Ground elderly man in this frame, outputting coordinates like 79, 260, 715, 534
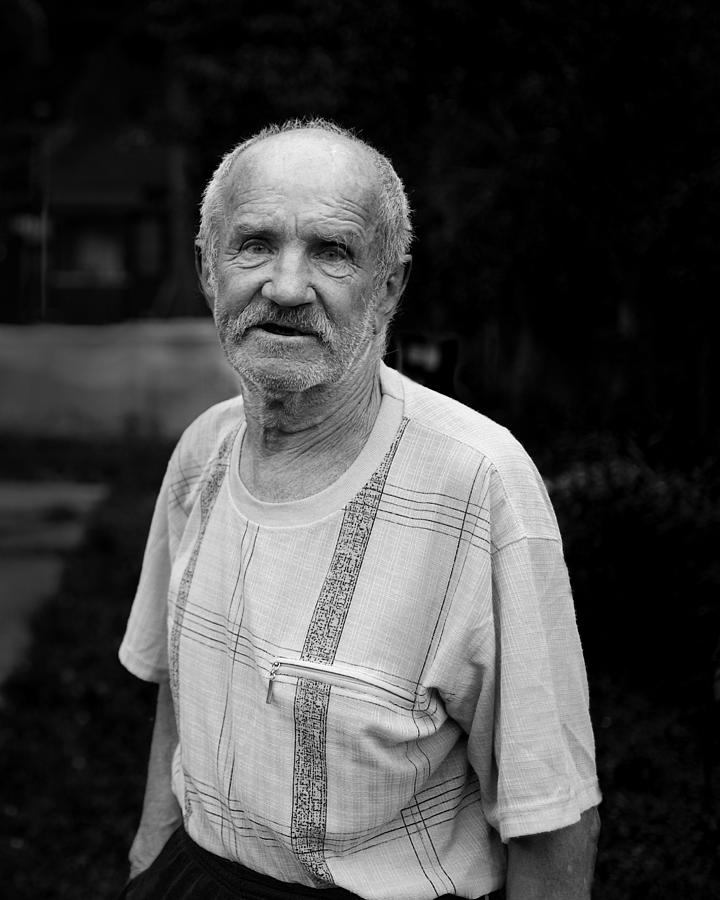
118, 119, 601, 900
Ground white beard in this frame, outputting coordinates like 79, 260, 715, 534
215, 295, 380, 395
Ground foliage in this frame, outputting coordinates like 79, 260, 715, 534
545, 437, 720, 896
591, 672, 720, 899
546, 443, 720, 697
1, 0, 719, 458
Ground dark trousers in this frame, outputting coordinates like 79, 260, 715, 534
118, 826, 503, 900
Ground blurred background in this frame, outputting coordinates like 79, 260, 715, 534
0, 0, 718, 897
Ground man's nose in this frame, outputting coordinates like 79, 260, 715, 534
261, 248, 314, 306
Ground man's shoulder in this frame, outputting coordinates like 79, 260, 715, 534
390, 370, 559, 541
168, 394, 244, 484
181, 393, 245, 440
392, 369, 529, 469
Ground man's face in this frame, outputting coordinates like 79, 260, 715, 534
211, 131, 384, 394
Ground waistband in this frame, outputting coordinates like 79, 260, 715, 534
180, 828, 365, 900
180, 827, 500, 900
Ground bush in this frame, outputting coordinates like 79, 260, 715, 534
547, 449, 720, 698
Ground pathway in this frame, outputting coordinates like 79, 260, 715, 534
0, 480, 108, 697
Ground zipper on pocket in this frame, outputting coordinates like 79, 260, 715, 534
266, 660, 280, 704
265, 657, 415, 706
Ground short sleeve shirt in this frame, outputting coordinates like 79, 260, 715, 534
119, 364, 601, 900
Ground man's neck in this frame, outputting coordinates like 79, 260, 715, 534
238, 362, 383, 502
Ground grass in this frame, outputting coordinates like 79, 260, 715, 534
1, 437, 718, 898
0, 437, 168, 897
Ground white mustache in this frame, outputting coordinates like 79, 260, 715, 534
222, 303, 335, 343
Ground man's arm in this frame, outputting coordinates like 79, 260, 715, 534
128, 681, 182, 880
505, 806, 601, 900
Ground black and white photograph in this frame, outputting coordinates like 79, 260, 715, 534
1, 2, 718, 898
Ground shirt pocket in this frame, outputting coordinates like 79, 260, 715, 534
262, 657, 447, 838
265, 656, 421, 713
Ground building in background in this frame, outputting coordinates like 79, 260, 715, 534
1, 124, 203, 324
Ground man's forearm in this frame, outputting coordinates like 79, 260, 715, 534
129, 681, 182, 879
505, 806, 600, 900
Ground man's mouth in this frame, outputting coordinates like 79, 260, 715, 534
256, 322, 314, 337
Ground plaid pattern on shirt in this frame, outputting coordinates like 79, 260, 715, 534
120, 364, 601, 900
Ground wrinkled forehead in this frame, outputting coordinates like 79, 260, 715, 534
224, 130, 381, 221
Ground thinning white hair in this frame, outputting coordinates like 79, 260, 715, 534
196, 117, 413, 294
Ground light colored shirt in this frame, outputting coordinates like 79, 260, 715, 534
119, 364, 601, 900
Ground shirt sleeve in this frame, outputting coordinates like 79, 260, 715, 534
464, 464, 602, 842
118, 452, 182, 683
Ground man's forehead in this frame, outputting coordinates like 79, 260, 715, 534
225, 130, 380, 210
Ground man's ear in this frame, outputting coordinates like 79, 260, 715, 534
195, 243, 215, 310
375, 255, 412, 325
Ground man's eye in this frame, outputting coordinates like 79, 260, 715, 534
317, 244, 349, 263
239, 239, 271, 256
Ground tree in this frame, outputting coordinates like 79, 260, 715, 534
3, 0, 720, 456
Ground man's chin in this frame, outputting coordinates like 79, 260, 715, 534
225, 352, 335, 394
